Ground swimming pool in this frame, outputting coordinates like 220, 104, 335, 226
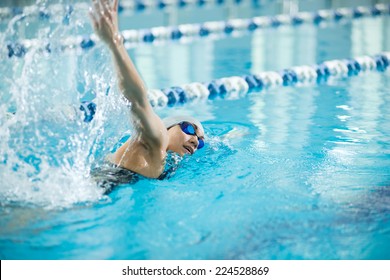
0, 0, 390, 260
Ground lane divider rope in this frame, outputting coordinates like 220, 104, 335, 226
0, 0, 265, 21
5, 4, 390, 58
79, 52, 390, 121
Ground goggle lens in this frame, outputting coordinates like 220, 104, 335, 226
197, 138, 205, 149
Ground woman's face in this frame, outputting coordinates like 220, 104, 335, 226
167, 123, 204, 156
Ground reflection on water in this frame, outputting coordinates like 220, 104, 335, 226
309, 74, 390, 206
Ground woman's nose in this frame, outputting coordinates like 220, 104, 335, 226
190, 136, 199, 148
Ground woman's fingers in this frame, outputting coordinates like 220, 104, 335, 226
100, 0, 110, 6
90, 0, 115, 26
99, 0, 113, 20
113, 0, 119, 12
90, 0, 119, 45
99, 0, 110, 13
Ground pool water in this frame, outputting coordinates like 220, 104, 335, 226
0, 4, 390, 259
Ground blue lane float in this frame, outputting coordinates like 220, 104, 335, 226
80, 101, 96, 123
81, 52, 390, 122
7, 43, 27, 58
4, 4, 390, 58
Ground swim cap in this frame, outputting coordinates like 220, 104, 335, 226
162, 115, 204, 135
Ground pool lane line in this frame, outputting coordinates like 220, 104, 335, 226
4, 4, 390, 58
0, 0, 269, 22
79, 52, 389, 122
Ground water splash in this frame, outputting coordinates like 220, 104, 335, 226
0, 1, 129, 209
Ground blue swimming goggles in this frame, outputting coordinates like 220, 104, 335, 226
179, 122, 205, 149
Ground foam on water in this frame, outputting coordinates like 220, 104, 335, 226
0, 5, 132, 208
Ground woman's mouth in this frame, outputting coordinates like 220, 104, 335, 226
183, 146, 193, 155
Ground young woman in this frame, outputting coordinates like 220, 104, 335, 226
89, 0, 205, 183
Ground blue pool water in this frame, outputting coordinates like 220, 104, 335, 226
1, 2, 390, 259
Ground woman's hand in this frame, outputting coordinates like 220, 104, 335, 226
89, 0, 123, 48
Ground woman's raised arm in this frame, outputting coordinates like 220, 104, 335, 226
89, 0, 165, 146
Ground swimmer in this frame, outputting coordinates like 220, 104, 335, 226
89, 0, 205, 179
